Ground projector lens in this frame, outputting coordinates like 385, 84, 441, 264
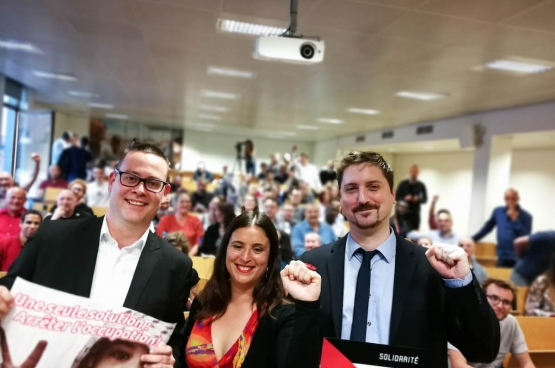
300, 43, 315, 59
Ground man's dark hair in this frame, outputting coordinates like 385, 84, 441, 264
481, 278, 516, 302
62, 131, 71, 140
197, 209, 288, 321
80, 136, 89, 148
437, 209, 452, 217
116, 141, 170, 179
21, 210, 43, 223
264, 197, 279, 206
217, 202, 236, 229
336, 151, 394, 191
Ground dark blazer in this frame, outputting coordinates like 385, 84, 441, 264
300, 235, 500, 368
181, 299, 321, 368
0, 216, 194, 366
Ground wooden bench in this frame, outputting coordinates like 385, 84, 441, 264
44, 187, 63, 203
192, 256, 215, 279
476, 256, 497, 268
484, 267, 513, 281
504, 316, 555, 368
0, 272, 6, 278
91, 207, 108, 217
476, 242, 497, 258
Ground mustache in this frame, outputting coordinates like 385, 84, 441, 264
352, 204, 380, 213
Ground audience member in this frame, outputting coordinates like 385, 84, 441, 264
170, 173, 185, 194
200, 202, 235, 256
0, 142, 195, 365
153, 196, 171, 229
325, 199, 348, 239
301, 151, 499, 367
408, 209, 459, 245
37, 164, 68, 198
288, 189, 305, 223
395, 165, 427, 230
156, 193, 203, 256
50, 179, 94, 217
304, 232, 322, 252
0, 210, 42, 271
44, 189, 92, 221
291, 203, 336, 256
279, 203, 297, 235
191, 179, 214, 212
164, 231, 191, 255
51, 130, 72, 165
0, 153, 40, 208
390, 200, 412, 238
511, 231, 555, 287
417, 236, 433, 248
58, 134, 93, 181
278, 228, 294, 270
319, 159, 337, 186
275, 164, 289, 184
85, 166, 110, 208
263, 198, 283, 229
243, 139, 255, 175
268, 153, 281, 176
449, 278, 535, 368
317, 190, 331, 222
256, 162, 268, 181
458, 237, 488, 285
428, 194, 439, 229
201, 196, 220, 230
242, 194, 257, 212
0, 188, 27, 240
193, 161, 213, 182
182, 210, 321, 368
525, 253, 555, 317
292, 152, 321, 193
472, 189, 532, 268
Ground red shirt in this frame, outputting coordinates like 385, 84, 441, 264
0, 235, 23, 271
155, 214, 204, 246
39, 178, 68, 190
0, 208, 24, 240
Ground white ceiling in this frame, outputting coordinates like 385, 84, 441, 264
3, 0, 555, 141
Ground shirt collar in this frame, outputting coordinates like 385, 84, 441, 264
100, 216, 149, 251
346, 227, 397, 264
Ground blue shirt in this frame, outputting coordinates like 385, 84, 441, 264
514, 231, 555, 282
472, 206, 532, 261
291, 220, 337, 256
407, 229, 459, 245
342, 230, 472, 344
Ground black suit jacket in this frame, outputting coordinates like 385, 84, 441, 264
0, 216, 193, 366
301, 235, 500, 368
180, 299, 320, 368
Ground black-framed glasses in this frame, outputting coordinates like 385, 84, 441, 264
115, 169, 168, 193
486, 294, 512, 308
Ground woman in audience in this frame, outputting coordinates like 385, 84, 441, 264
525, 253, 555, 316
200, 202, 236, 256
49, 179, 94, 216
181, 209, 321, 368
156, 193, 204, 256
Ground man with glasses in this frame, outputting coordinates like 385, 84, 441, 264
448, 278, 535, 368
0, 142, 194, 368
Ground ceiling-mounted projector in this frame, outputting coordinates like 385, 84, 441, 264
253, 36, 325, 65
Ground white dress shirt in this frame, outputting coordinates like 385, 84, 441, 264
89, 217, 150, 308
86, 181, 110, 207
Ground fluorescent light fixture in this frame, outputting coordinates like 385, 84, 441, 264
207, 66, 255, 79
266, 134, 285, 139
216, 19, 287, 36
105, 113, 128, 120
275, 131, 298, 137
198, 114, 222, 121
396, 91, 448, 101
317, 118, 344, 124
69, 91, 100, 98
296, 125, 319, 131
201, 90, 239, 100
88, 102, 114, 109
347, 107, 380, 115
33, 71, 77, 81
484, 59, 553, 74
201, 105, 229, 112
423, 145, 435, 150
0, 39, 42, 53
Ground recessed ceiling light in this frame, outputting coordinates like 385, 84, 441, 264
88, 102, 114, 109
201, 90, 239, 100
296, 125, 319, 131
201, 105, 229, 112
33, 71, 77, 81
69, 91, 100, 98
483, 59, 553, 75
347, 108, 380, 115
207, 66, 255, 79
198, 114, 222, 121
0, 39, 42, 53
105, 113, 128, 120
216, 19, 287, 36
317, 118, 344, 124
396, 91, 448, 101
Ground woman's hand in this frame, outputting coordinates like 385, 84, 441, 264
281, 260, 321, 302
0, 327, 47, 368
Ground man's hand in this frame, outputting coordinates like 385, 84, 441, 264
426, 244, 470, 280
30, 153, 40, 163
141, 344, 175, 367
51, 207, 69, 220
507, 207, 519, 221
281, 260, 321, 302
404, 194, 413, 202
1, 327, 47, 368
432, 195, 439, 203
0, 287, 14, 320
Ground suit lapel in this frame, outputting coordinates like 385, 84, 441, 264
76, 217, 104, 297
328, 236, 347, 338
124, 232, 161, 310
389, 237, 417, 344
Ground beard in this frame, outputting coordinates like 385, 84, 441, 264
349, 203, 384, 230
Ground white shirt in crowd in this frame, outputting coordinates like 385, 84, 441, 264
89, 218, 149, 308
86, 181, 110, 207
295, 162, 321, 191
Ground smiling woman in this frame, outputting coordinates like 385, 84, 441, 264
182, 209, 322, 368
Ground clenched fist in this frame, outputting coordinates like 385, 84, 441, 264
281, 260, 321, 302
426, 244, 470, 280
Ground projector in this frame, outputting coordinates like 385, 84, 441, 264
253, 36, 325, 65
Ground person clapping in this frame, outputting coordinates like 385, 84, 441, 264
182, 209, 322, 368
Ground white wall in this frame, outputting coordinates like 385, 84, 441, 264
181, 129, 315, 173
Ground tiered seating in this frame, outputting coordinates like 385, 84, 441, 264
484, 267, 513, 281
504, 317, 555, 368
191, 256, 215, 279
475, 242, 497, 267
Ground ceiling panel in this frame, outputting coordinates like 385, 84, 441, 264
134, 1, 218, 34
139, 0, 222, 11
65, 16, 143, 40
501, 1, 555, 33
222, 0, 319, 23
50, 0, 136, 23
